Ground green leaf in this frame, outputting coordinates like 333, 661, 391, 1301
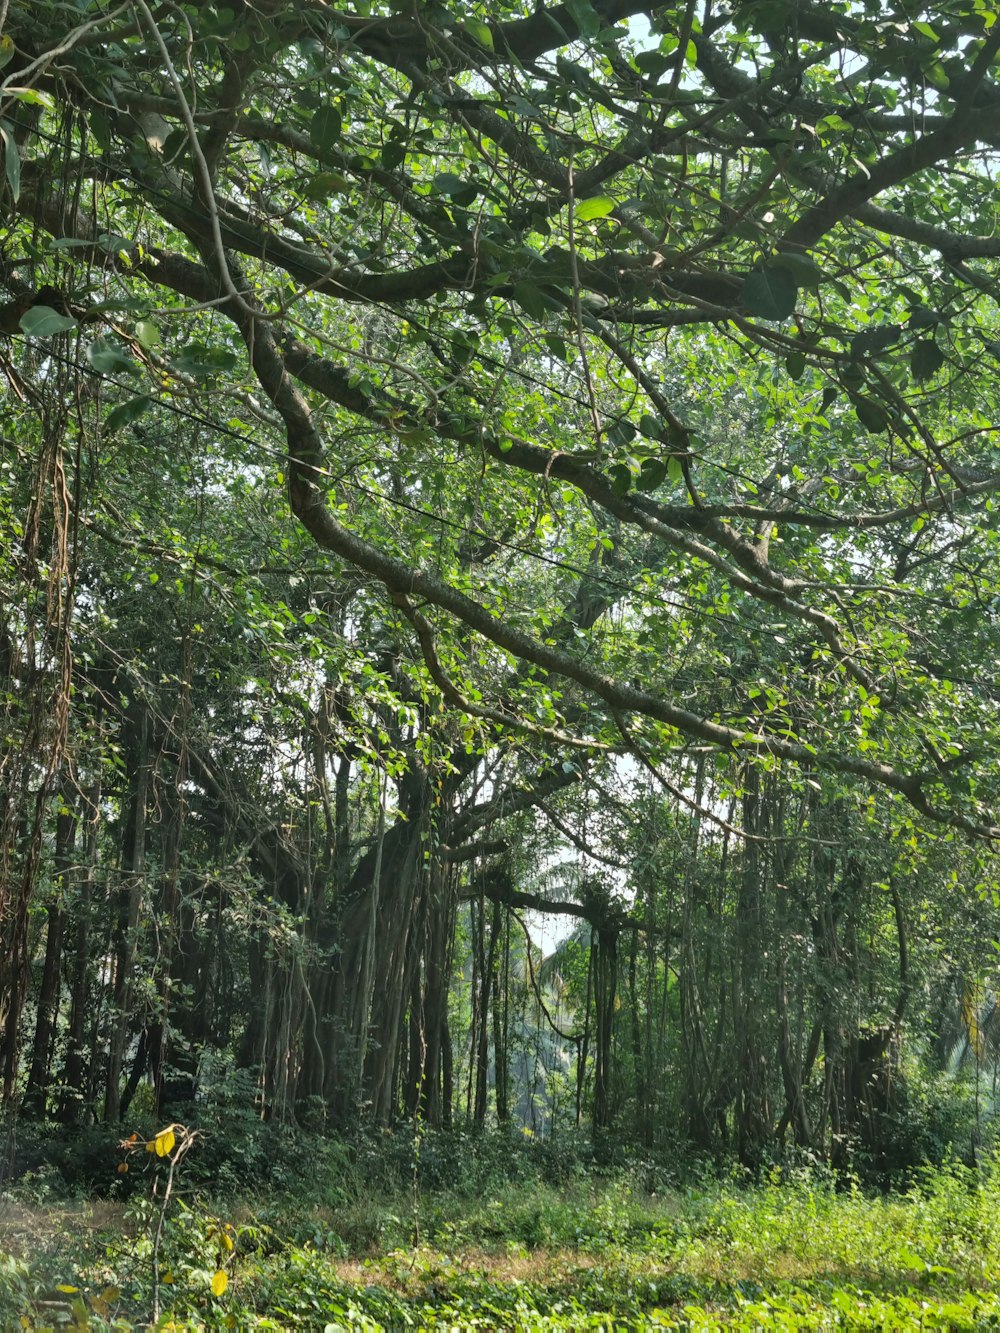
96, 232, 136, 257
0, 35, 14, 70
557, 55, 590, 88
610, 462, 632, 496
851, 325, 902, 358
575, 196, 615, 222
634, 50, 672, 78
134, 320, 161, 351
772, 252, 824, 288
854, 397, 889, 433
310, 105, 342, 154
908, 307, 943, 329
742, 266, 797, 320
19, 305, 77, 337
433, 172, 466, 195
910, 339, 944, 381
381, 141, 406, 171
432, 173, 480, 207
607, 419, 637, 448
88, 340, 139, 375
785, 351, 806, 380
635, 458, 667, 491
171, 343, 240, 377
513, 281, 552, 320
105, 395, 151, 433
463, 19, 494, 50
565, 0, 600, 37
0, 122, 19, 204
3, 87, 54, 110
302, 171, 351, 201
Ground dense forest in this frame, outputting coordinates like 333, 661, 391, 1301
5, 0, 1000, 1324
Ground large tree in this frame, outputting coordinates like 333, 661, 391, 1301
5, 0, 1000, 1132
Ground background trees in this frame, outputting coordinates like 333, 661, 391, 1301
4, 0, 1000, 1169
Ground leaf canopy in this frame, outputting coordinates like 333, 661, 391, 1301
2, 0, 1000, 836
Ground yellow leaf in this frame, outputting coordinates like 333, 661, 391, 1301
146, 1140, 155, 1153
154, 1128, 176, 1157
222, 1232, 234, 1251
56, 1284, 79, 1293
162, 1270, 174, 1284
211, 1269, 228, 1297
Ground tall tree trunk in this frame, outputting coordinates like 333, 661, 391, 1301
21, 798, 75, 1116
491, 902, 509, 1124
734, 768, 774, 1168
416, 863, 452, 1125
592, 925, 618, 1136
104, 704, 150, 1122
59, 773, 100, 1123
473, 895, 496, 1127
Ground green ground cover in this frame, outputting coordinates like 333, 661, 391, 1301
4, 1133, 1000, 1329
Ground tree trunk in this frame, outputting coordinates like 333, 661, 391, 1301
491, 902, 509, 1124
58, 776, 100, 1123
104, 705, 150, 1122
592, 925, 618, 1136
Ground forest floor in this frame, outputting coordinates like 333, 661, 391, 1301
4, 1137, 1000, 1328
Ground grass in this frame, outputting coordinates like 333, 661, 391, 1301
4, 1138, 1000, 1327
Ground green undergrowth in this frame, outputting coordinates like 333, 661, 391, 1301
5, 1133, 1000, 1328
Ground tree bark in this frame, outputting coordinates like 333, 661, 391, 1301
21, 799, 73, 1117
104, 704, 150, 1122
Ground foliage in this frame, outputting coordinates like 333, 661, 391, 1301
8, 1145, 1000, 1327
6, 0, 1000, 1206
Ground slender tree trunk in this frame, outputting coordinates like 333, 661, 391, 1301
58, 768, 101, 1123
105, 705, 150, 1122
413, 862, 452, 1125
491, 902, 509, 1124
473, 896, 496, 1127
21, 801, 74, 1116
734, 768, 775, 1167
592, 926, 618, 1136
576, 931, 593, 1128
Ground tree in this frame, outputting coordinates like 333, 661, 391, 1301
5, 0, 1000, 1147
